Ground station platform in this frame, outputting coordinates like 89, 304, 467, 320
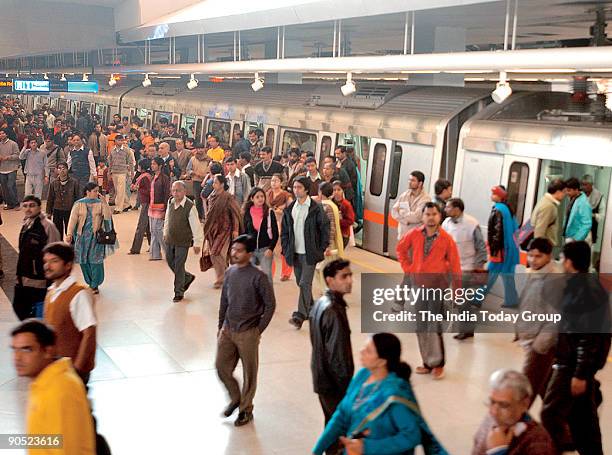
0, 207, 610, 454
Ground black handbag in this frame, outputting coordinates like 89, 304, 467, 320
96, 224, 117, 245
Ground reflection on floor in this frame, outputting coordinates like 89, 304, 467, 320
0, 207, 609, 454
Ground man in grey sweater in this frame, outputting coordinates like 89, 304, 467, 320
19, 138, 48, 199
216, 234, 276, 427
108, 134, 132, 213
0, 128, 21, 209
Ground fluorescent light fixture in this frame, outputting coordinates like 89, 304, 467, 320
507, 68, 576, 73
341, 72, 356, 96
82, 73, 88, 82
108, 74, 117, 86
43, 73, 48, 80
142, 74, 152, 87
187, 73, 198, 90
492, 71, 512, 104
60, 74, 67, 82
251, 72, 264, 92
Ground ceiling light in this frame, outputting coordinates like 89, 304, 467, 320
60, 74, 67, 82
142, 74, 152, 88
187, 73, 198, 90
341, 72, 356, 96
492, 71, 512, 104
108, 74, 117, 86
43, 73, 48, 80
82, 73, 89, 82
251, 72, 264, 92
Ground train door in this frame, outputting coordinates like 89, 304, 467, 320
230, 121, 244, 148
263, 125, 278, 154
206, 119, 231, 146
317, 132, 337, 169
362, 139, 394, 255
386, 142, 435, 259
180, 115, 197, 140
172, 113, 181, 128
194, 116, 205, 143
501, 156, 540, 228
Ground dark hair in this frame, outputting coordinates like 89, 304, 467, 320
323, 259, 350, 279
527, 237, 553, 255
210, 135, 219, 143
331, 180, 343, 189
304, 157, 317, 166
214, 174, 229, 191
547, 179, 566, 194
234, 130, 243, 139
138, 158, 150, 171
336, 145, 347, 154
43, 241, 75, 264
209, 161, 223, 175
563, 241, 591, 272
410, 170, 425, 184
239, 152, 251, 163
122, 116, 129, 121
261, 146, 272, 154
83, 181, 98, 195
289, 148, 300, 156
371, 333, 411, 381
133, 130, 141, 139
152, 157, 165, 167
319, 181, 333, 198
434, 179, 452, 196
243, 187, 269, 216
232, 234, 256, 253
565, 177, 581, 191
306, 151, 315, 158
446, 197, 464, 212
293, 176, 310, 194
56, 161, 68, 169
11, 319, 56, 348
22, 195, 41, 206
422, 201, 441, 214
225, 157, 236, 164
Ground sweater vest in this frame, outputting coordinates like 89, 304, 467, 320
443, 214, 479, 271
166, 198, 194, 247
44, 282, 94, 372
70, 148, 90, 178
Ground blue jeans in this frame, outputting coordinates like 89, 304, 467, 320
149, 217, 165, 260
251, 248, 273, 284
0, 171, 18, 207
485, 269, 518, 308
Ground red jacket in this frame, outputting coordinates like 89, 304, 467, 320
396, 225, 462, 288
336, 198, 355, 238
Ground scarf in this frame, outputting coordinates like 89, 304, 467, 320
250, 205, 264, 232
322, 199, 344, 257
203, 190, 243, 236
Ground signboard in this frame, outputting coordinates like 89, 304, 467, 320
13, 80, 50, 93
67, 81, 99, 93
0, 78, 13, 93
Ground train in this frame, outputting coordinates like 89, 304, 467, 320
16, 79, 612, 273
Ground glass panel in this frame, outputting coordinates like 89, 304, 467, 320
265, 128, 275, 148
319, 135, 333, 165
175, 35, 198, 64
284, 21, 335, 58
369, 143, 387, 197
282, 130, 317, 154
154, 111, 172, 123
506, 162, 529, 226
340, 13, 405, 57
240, 27, 278, 60
195, 118, 203, 143
180, 115, 196, 138
208, 120, 231, 145
205, 32, 235, 62
231, 123, 242, 147
389, 145, 403, 199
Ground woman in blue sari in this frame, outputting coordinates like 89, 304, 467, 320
66, 182, 117, 294
313, 333, 447, 455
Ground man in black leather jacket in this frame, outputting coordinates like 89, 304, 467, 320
541, 241, 611, 455
310, 259, 354, 455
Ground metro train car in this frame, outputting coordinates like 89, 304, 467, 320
18, 82, 612, 272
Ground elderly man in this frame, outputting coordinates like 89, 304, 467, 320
472, 369, 555, 455
581, 174, 605, 244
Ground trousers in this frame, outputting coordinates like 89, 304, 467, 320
164, 244, 193, 297
149, 217, 165, 260
522, 345, 555, 406
130, 203, 151, 253
25, 175, 44, 199
0, 171, 18, 207
80, 263, 105, 289
416, 292, 445, 369
318, 392, 345, 455
293, 254, 316, 322
251, 248, 273, 284
111, 174, 127, 211
215, 327, 261, 413
211, 238, 230, 286
193, 180, 204, 220
52, 209, 71, 236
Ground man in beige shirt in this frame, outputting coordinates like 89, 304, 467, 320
391, 170, 431, 239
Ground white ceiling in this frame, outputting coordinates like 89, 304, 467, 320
36, 0, 124, 5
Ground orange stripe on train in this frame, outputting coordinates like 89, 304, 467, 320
363, 209, 399, 229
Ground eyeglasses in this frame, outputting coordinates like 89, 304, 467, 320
484, 398, 513, 410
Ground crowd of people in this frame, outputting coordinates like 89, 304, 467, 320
1, 96, 610, 455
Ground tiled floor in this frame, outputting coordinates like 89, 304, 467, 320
0, 206, 610, 454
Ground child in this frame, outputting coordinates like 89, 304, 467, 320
96, 160, 110, 195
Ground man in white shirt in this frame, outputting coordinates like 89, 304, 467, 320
391, 170, 431, 239
42, 242, 97, 384
163, 181, 203, 302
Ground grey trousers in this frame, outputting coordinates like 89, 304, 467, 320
416, 294, 445, 369
149, 217, 165, 260
164, 244, 193, 297
293, 254, 316, 322
215, 327, 261, 413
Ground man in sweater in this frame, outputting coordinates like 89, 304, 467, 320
163, 180, 203, 302
397, 202, 461, 380
216, 234, 276, 427
41, 135, 67, 183
254, 147, 285, 192
108, 134, 132, 214
225, 157, 251, 205
334, 146, 358, 209
19, 138, 48, 199
391, 170, 432, 240
42, 241, 97, 383
66, 134, 96, 196
13, 196, 62, 320
0, 128, 21, 209
531, 179, 566, 246
46, 162, 80, 236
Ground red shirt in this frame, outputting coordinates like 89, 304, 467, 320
335, 198, 355, 238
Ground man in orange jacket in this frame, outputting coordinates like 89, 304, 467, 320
396, 202, 461, 380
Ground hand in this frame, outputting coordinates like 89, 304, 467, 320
65, 234, 73, 243
232, 231, 239, 238
44, 177, 49, 185
486, 425, 514, 449
339, 437, 364, 455
571, 377, 587, 396
193, 246, 201, 255
324, 248, 332, 257
264, 249, 273, 258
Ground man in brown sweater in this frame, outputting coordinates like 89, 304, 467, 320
42, 242, 97, 384
46, 162, 80, 236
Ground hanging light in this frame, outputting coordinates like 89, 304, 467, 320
341, 72, 356, 96
82, 73, 89, 82
142, 73, 152, 88
60, 74, 67, 82
43, 73, 49, 80
108, 74, 117, 86
251, 72, 264, 92
186, 73, 198, 90
492, 71, 512, 104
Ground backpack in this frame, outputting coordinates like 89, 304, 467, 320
517, 219, 534, 251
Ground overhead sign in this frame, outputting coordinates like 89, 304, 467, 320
67, 81, 99, 93
0, 78, 13, 93
13, 80, 50, 93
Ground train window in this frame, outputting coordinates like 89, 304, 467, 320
282, 130, 316, 154
389, 145, 403, 199
231, 123, 242, 147
208, 120, 231, 145
506, 161, 529, 226
369, 143, 387, 197
319, 136, 333, 164
180, 115, 196, 139
247, 123, 263, 135
195, 118, 203, 142
265, 128, 275, 148
154, 111, 172, 124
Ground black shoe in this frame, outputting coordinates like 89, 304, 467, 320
183, 274, 195, 293
453, 333, 474, 341
222, 402, 239, 418
123, 206, 132, 212
109, 202, 115, 206
234, 411, 253, 427
288, 317, 303, 330
92, 287, 99, 295
173, 294, 184, 302
127, 251, 139, 255
0, 270, 4, 279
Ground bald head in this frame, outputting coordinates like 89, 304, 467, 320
158, 142, 170, 157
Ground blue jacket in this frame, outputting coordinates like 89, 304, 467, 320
313, 368, 447, 455
564, 192, 592, 241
